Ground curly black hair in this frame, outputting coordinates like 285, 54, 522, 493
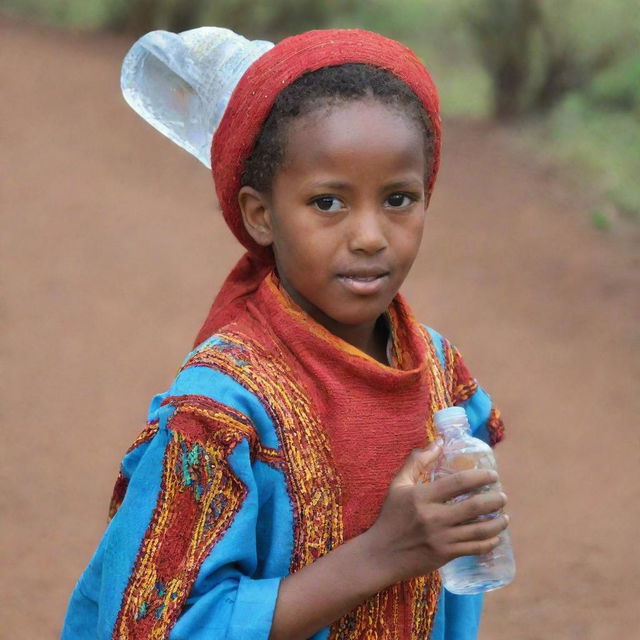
241, 63, 435, 193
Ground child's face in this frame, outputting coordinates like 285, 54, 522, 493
240, 98, 428, 341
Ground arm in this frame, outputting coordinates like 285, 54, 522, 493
63, 394, 282, 640
269, 444, 508, 640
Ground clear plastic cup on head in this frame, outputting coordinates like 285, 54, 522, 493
120, 27, 273, 168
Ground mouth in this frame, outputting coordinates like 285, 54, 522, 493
337, 270, 390, 295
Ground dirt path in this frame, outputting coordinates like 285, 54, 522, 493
2, 20, 638, 639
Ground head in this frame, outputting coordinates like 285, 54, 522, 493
203, 28, 442, 347
237, 64, 435, 339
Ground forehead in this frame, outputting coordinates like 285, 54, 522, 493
281, 98, 427, 173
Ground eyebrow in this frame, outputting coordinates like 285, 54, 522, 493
306, 178, 424, 191
306, 180, 350, 191
383, 179, 424, 190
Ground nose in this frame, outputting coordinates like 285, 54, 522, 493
347, 207, 388, 255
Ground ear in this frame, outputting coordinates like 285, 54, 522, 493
238, 186, 274, 247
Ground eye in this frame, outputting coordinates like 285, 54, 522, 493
312, 196, 344, 213
386, 193, 415, 208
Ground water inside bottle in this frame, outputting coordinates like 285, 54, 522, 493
433, 442, 515, 594
441, 529, 516, 595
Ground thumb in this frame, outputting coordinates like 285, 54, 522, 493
391, 442, 442, 488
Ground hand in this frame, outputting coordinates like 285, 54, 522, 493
362, 443, 509, 584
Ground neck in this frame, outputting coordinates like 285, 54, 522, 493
278, 276, 390, 364
322, 315, 390, 365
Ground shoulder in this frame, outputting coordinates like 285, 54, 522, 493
158, 332, 281, 451
418, 324, 465, 354
419, 324, 505, 446
108, 333, 284, 520
418, 323, 478, 395
420, 323, 445, 354
417, 324, 454, 371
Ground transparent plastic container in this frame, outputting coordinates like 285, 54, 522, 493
120, 27, 273, 168
432, 406, 515, 594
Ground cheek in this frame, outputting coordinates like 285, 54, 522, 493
272, 217, 335, 262
396, 218, 425, 261
270, 225, 320, 276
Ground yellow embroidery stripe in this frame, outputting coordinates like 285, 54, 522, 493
453, 380, 479, 403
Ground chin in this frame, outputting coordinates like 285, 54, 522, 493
327, 306, 389, 328
297, 289, 395, 329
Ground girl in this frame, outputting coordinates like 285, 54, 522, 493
63, 27, 508, 640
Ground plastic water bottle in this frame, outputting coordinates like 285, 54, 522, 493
432, 406, 515, 594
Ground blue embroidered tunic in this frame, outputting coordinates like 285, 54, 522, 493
62, 279, 503, 640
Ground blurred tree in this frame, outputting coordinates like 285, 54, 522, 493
463, 0, 638, 120
105, 0, 205, 35
199, 0, 361, 40
100, 0, 361, 39
463, 0, 540, 119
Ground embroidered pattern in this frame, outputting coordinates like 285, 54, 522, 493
409, 574, 442, 638
440, 335, 506, 446
487, 407, 505, 446
420, 326, 453, 412
448, 343, 479, 404
184, 334, 345, 571
109, 420, 159, 520
113, 395, 280, 639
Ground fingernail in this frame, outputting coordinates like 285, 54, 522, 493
504, 514, 510, 524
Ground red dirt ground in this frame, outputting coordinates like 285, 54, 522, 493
2, 19, 639, 639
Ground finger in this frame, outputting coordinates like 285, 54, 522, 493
448, 491, 507, 524
391, 443, 442, 487
430, 469, 498, 502
449, 514, 509, 543
450, 536, 502, 558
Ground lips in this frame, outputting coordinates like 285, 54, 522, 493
337, 268, 390, 295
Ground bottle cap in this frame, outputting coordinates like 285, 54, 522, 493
433, 406, 470, 431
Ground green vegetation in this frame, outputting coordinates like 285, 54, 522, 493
3, 0, 638, 224
546, 94, 640, 219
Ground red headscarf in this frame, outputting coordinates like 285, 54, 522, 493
194, 28, 442, 347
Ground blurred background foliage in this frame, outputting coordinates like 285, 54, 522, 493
4, 0, 638, 223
